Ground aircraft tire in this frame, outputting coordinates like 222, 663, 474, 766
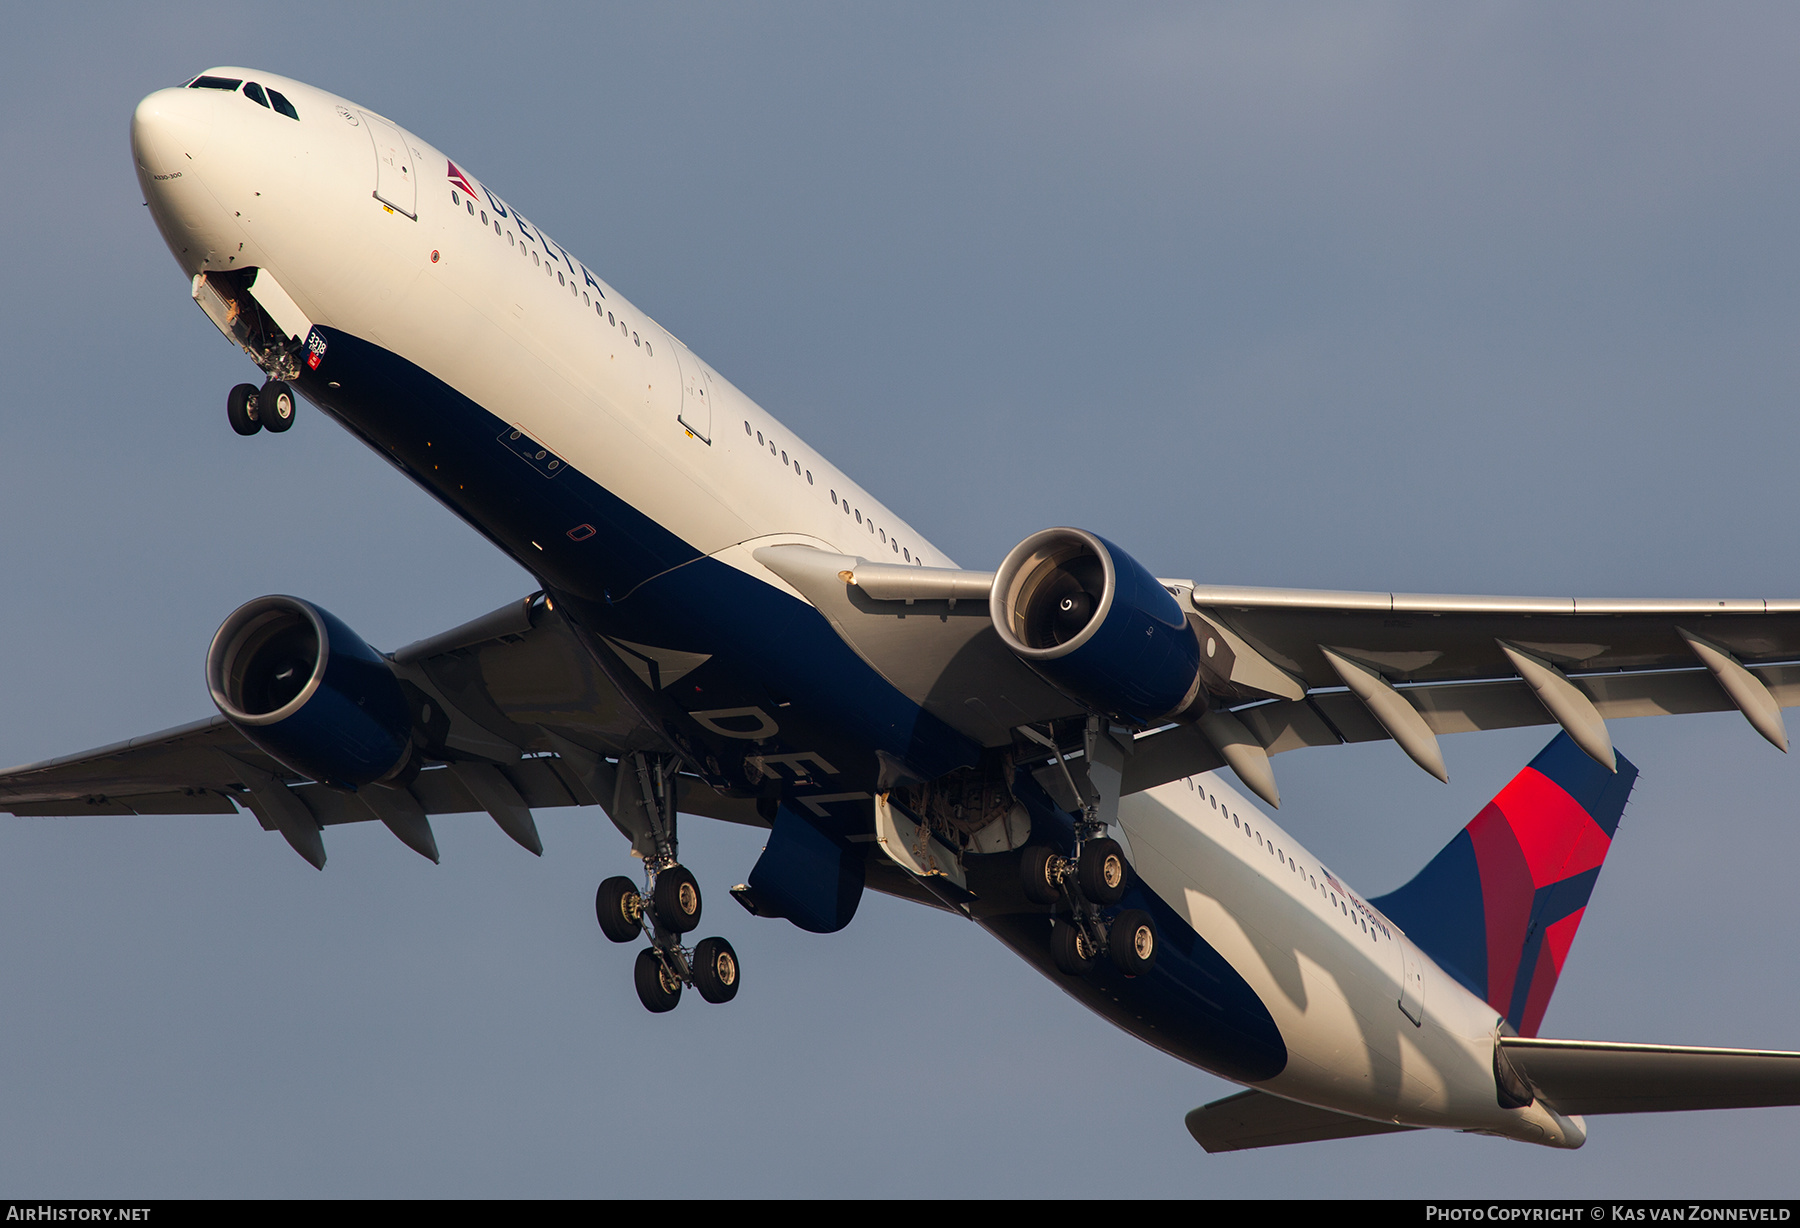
227, 383, 262, 435
1108, 909, 1157, 977
633, 947, 682, 1013
1049, 918, 1098, 976
1020, 845, 1063, 906
1077, 837, 1129, 906
595, 876, 644, 943
652, 864, 703, 933
692, 936, 740, 1004
260, 379, 296, 433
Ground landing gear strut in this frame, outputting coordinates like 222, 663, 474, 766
597, 751, 740, 1012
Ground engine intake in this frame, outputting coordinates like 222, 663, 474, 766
207, 595, 414, 786
991, 527, 1206, 726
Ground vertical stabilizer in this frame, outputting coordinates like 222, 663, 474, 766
1371, 733, 1637, 1036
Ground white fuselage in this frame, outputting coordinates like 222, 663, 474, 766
132, 68, 1580, 1147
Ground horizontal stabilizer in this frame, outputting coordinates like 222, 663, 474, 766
1502, 1037, 1800, 1115
1184, 1089, 1418, 1153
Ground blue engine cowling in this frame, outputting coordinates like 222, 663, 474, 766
206, 596, 414, 786
991, 528, 1206, 726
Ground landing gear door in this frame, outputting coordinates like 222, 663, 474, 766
360, 112, 417, 219
676, 345, 713, 444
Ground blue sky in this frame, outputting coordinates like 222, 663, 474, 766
3, 3, 1798, 1196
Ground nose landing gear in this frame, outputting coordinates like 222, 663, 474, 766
223, 379, 297, 436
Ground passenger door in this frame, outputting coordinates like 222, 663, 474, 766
676, 345, 713, 443
361, 112, 416, 219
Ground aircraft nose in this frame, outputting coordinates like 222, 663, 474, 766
131, 86, 209, 180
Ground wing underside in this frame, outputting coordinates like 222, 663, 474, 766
0, 595, 763, 864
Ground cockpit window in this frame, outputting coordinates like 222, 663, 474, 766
267, 89, 299, 121
189, 76, 242, 91
243, 82, 271, 108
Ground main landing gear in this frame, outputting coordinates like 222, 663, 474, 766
226, 379, 297, 436
598, 873, 740, 1011
1025, 841, 1159, 979
1020, 721, 1159, 981
595, 751, 741, 1013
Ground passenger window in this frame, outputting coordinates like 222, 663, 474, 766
495, 221, 502, 236
892, 540, 899, 553
468, 201, 475, 216
757, 431, 764, 445
646, 342, 653, 356
781, 450, 788, 464
608, 311, 615, 324
855, 510, 862, 524
902, 548, 908, 560
747, 422, 754, 436
481, 210, 488, 224
268, 89, 299, 120
633, 332, 640, 346
806, 471, 813, 484
452, 190, 461, 206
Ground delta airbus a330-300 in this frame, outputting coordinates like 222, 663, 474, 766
9, 68, 1800, 1154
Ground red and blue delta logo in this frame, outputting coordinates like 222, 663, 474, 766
447, 159, 478, 198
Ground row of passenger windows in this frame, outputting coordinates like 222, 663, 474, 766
187, 75, 300, 120
451, 189, 651, 357
740, 420, 925, 565
451, 178, 915, 565
1184, 776, 1386, 944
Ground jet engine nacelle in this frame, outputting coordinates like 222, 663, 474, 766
991, 527, 1206, 727
207, 595, 414, 786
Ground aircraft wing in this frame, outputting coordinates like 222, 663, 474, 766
0, 594, 762, 865
1184, 583, 1800, 750
786, 544, 1800, 798
1501, 1037, 1800, 1115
